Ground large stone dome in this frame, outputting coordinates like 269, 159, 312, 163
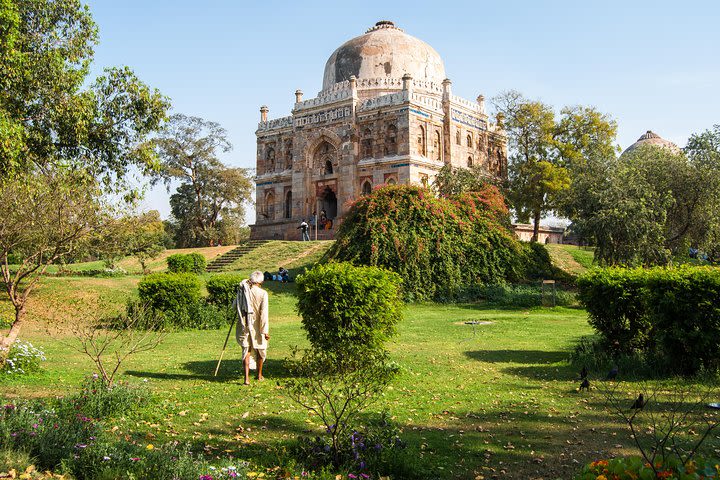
322, 21, 446, 91
623, 130, 681, 156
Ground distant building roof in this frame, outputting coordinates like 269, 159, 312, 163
622, 130, 681, 156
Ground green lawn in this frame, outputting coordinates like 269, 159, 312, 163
2, 282, 685, 480
4, 244, 719, 479
546, 244, 595, 278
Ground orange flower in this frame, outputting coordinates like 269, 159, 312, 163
656, 470, 673, 479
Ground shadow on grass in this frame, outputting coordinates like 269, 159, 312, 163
125, 358, 292, 382
465, 349, 569, 365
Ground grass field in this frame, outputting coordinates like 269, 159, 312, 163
545, 244, 595, 278
3, 242, 719, 479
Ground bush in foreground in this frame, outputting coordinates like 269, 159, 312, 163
576, 456, 720, 480
576, 265, 720, 375
296, 262, 402, 353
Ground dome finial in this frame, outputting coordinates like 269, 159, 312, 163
366, 20, 403, 33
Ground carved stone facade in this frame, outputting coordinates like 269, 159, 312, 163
251, 21, 507, 240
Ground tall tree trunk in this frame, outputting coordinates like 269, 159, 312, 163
0, 306, 26, 361
532, 209, 542, 242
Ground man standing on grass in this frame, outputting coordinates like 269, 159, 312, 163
234, 270, 270, 385
297, 219, 310, 241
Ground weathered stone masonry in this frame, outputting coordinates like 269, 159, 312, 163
251, 21, 507, 240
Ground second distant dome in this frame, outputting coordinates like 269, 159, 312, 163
322, 21, 446, 90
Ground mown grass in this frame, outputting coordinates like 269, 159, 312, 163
4, 243, 720, 479
546, 244, 595, 278
6, 284, 712, 479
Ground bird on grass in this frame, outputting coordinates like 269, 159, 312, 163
578, 378, 590, 392
630, 393, 647, 410
605, 366, 618, 380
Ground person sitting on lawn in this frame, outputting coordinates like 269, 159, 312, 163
278, 267, 289, 283
235, 270, 270, 385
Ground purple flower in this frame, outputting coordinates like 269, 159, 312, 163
75, 443, 87, 449
359, 461, 366, 470
199, 476, 213, 480
348, 475, 358, 479
361, 475, 370, 479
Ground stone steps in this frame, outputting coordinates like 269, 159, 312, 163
205, 240, 268, 272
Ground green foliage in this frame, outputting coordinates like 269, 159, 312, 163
284, 348, 400, 468
0, 340, 45, 375
166, 252, 206, 274
69, 374, 151, 419
0, 397, 235, 479
121, 298, 231, 331
576, 456, 720, 480
156, 114, 254, 247
577, 266, 720, 375
327, 184, 528, 301
296, 262, 402, 353
206, 273, 245, 306
646, 267, 720, 375
432, 163, 494, 196
577, 267, 652, 352
521, 242, 555, 279
137, 272, 201, 312
493, 91, 618, 239
479, 283, 577, 307
572, 142, 720, 266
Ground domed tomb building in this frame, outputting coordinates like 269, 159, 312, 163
622, 130, 681, 156
250, 21, 508, 240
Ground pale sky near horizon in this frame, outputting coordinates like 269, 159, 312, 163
85, 0, 720, 221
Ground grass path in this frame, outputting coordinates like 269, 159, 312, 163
546, 244, 595, 278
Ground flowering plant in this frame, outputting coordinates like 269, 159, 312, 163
1, 340, 45, 375
576, 456, 720, 480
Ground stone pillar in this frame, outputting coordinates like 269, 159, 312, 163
477, 95, 485, 114
260, 105, 269, 122
442, 78, 452, 101
295, 90, 303, 103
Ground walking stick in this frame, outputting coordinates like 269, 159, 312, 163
214, 310, 236, 377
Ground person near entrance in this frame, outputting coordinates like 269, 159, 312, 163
298, 219, 310, 241
234, 271, 270, 385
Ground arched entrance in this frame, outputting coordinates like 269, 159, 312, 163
318, 186, 337, 226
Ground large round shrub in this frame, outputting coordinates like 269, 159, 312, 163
296, 262, 402, 352
326, 185, 528, 301
206, 273, 245, 306
138, 272, 201, 312
166, 253, 206, 274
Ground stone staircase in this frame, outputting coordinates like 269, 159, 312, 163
205, 240, 268, 272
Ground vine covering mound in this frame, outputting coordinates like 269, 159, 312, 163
326, 185, 535, 301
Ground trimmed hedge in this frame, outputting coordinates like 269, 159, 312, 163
577, 266, 720, 375
206, 274, 245, 306
166, 253, 206, 274
138, 272, 201, 312
296, 262, 403, 353
576, 267, 651, 352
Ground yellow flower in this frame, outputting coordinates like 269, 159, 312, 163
596, 476, 607, 480
146, 444, 154, 450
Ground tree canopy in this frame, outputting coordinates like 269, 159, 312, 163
155, 114, 253, 247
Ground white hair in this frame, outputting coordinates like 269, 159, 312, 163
249, 270, 264, 284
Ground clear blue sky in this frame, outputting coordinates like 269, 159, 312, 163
86, 0, 720, 220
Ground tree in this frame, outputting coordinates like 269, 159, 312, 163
156, 115, 253, 246
92, 211, 167, 272
0, 0, 169, 355
572, 143, 720, 266
432, 164, 494, 197
0, 170, 104, 358
492, 91, 618, 241
0, 0, 169, 184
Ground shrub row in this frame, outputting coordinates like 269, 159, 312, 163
479, 282, 577, 307
577, 266, 720, 375
133, 272, 240, 330
166, 252, 206, 274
